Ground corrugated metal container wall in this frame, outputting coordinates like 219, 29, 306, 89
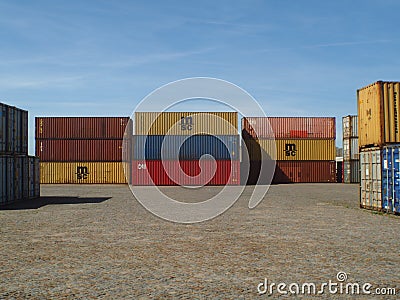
133, 135, 239, 161
22, 156, 29, 199
135, 112, 238, 135
244, 161, 335, 184
242, 117, 336, 139
28, 156, 40, 198
360, 148, 382, 210
34, 157, 40, 197
35, 117, 132, 139
132, 160, 240, 186
382, 145, 400, 213
21, 110, 28, 154
36, 139, 123, 162
0, 104, 7, 153
0, 104, 28, 155
40, 162, 126, 184
243, 139, 335, 161
358, 81, 400, 147
0, 156, 6, 204
343, 160, 360, 183
342, 115, 358, 139
13, 156, 24, 201
343, 138, 359, 160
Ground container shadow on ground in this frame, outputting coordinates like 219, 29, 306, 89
0, 196, 112, 210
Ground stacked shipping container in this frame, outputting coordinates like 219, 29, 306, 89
358, 81, 400, 213
0, 102, 40, 206
342, 115, 360, 183
242, 117, 336, 184
36, 117, 132, 184
132, 112, 240, 186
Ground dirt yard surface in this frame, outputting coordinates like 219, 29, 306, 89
0, 184, 399, 299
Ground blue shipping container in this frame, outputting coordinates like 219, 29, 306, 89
382, 145, 400, 213
0, 103, 28, 155
133, 135, 240, 160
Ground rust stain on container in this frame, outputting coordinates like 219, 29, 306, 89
243, 139, 335, 161
36, 139, 123, 162
135, 112, 238, 135
242, 117, 335, 140
40, 162, 126, 184
35, 117, 132, 139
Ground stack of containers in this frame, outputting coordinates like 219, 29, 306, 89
36, 117, 132, 184
0, 102, 40, 206
358, 81, 400, 213
242, 117, 336, 184
132, 112, 240, 185
342, 115, 360, 183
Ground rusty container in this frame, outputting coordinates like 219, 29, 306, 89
35, 117, 132, 139
36, 139, 123, 162
242, 117, 335, 140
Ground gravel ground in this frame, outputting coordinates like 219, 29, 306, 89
0, 183, 399, 299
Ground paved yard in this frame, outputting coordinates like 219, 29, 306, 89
0, 184, 399, 299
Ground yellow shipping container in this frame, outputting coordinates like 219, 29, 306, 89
135, 112, 238, 135
358, 81, 400, 147
40, 162, 128, 184
244, 139, 335, 161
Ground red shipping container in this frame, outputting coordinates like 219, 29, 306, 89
242, 117, 335, 139
35, 117, 132, 139
36, 139, 123, 162
244, 160, 336, 184
132, 160, 240, 186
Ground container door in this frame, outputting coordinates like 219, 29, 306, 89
393, 147, 400, 213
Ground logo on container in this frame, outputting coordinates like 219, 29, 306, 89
76, 166, 89, 180
285, 143, 297, 156
138, 163, 147, 170
180, 116, 193, 131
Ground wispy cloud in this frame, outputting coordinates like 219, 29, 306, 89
256, 39, 392, 53
0, 75, 87, 89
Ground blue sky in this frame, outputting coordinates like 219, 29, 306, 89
0, 0, 399, 154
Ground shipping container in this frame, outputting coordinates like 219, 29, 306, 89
358, 81, 400, 147
343, 160, 360, 183
243, 138, 335, 161
131, 160, 240, 186
242, 117, 335, 140
0, 103, 28, 155
0, 105, 6, 153
40, 162, 126, 184
244, 160, 336, 185
133, 135, 239, 161
343, 138, 359, 160
28, 156, 40, 198
135, 112, 238, 135
0, 156, 6, 204
35, 117, 132, 139
360, 148, 382, 210
36, 139, 123, 162
342, 115, 358, 139
382, 145, 400, 213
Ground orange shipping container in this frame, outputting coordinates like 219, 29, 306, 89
358, 81, 400, 147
